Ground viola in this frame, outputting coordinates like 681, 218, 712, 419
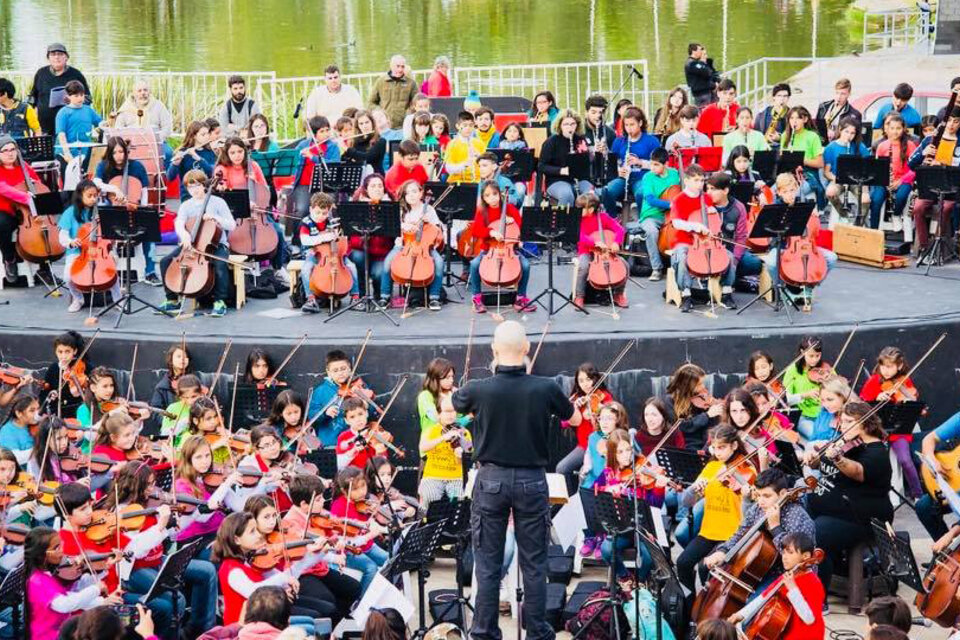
309, 229, 354, 298
69, 204, 118, 293
477, 199, 523, 289
390, 218, 442, 288
586, 214, 627, 291
685, 190, 730, 278
163, 175, 225, 298
227, 168, 277, 261
13, 167, 65, 264
741, 549, 825, 640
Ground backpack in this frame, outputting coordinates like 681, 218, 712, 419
564, 587, 631, 640
623, 586, 677, 640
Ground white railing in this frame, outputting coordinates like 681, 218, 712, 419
255, 59, 650, 140
722, 57, 816, 111
862, 7, 935, 53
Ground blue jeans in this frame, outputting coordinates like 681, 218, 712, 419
511, 182, 527, 207
269, 219, 290, 271
801, 169, 826, 210
380, 245, 443, 300
640, 217, 664, 271
671, 244, 736, 293
601, 175, 643, 215
737, 250, 763, 277
142, 242, 156, 276
349, 249, 384, 297
546, 180, 592, 206
468, 251, 531, 296
128, 559, 218, 636
302, 250, 360, 297
916, 493, 949, 540
600, 533, 653, 579
869, 183, 912, 229
126, 567, 181, 640
796, 417, 816, 441
675, 498, 704, 548
762, 247, 838, 288
346, 544, 389, 595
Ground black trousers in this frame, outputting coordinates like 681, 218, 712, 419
0, 213, 16, 263
813, 515, 873, 594
303, 570, 362, 624
471, 465, 551, 640
161, 243, 231, 302
675, 535, 718, 593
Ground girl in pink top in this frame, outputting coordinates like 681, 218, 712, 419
174, 435, 247, 544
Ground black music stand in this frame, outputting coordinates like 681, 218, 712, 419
730, 182, 755, 210
490, 149, 537, 184
424, 181, 477, 299
654, 448, 706, 486
139, 538, 204, 640
0, 564, 25, 638
837, 155, 891, 227
567, 153, 592, 185
773, 440, 803, 477
637, 530, 683, 640
311, 163, 364, 201
221, 189, 252, 221
326, 201, 400, 325
869, 520, 925, 593
753, 150, 804, 185
915, 165, 960, 273
874, 401, 925, 439
16, 134, 54, 163
424, 499, 473, 633
736, 202, 815, 322
382, 519, 447, 640
235, 383, 284, 428
96, 205, 170, 327
522, 204, 585, 316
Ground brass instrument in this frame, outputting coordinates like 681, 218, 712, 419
765, 106, 786, 142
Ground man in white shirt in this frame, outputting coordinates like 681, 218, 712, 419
304, 64, 363, 125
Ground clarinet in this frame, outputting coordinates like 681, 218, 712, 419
570, 135, 580, 197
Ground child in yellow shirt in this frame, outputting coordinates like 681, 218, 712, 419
444, 111, 486, 183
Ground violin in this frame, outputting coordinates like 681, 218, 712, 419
309, 226, 354, 299
63, 359, 89, 398
806, 362, 833, 384
69, 204, 119, 293
54, 551, 121, 581
283, 423, 322, 455
356, 422, 405, 458
309, 510, 370, 538
0, 365, 48, 390
441, 423, 472, 454
84, 503, 165, 543
250, 530, 326, 570
100, 399, 175, 421
571, 389, 605, 418
227, 162, 277, 261
390, 217, 442, 289
126, 436, 167, 463
719, 456, 758, 496
621, 456, 683, 492
1, 522, 29, 545
691, 387, 722, 411
686, 189, 730, 278
87, 454, 119, 474
586, 214, 627, 291
13, 157, 65, 264
59, 445, 91, 472
809, 435, 864, 465
740, 549, 825, 640
477, 198, 523, 289
146, 489, 214, 514
163, 175, 225, 298
61, 418, 92, 444
879, 375, 918, 403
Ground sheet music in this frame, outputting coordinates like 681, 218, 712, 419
552, 492, 586, 550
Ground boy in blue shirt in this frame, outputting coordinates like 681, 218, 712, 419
601, 106, 661, 215
306, 350, 377, 446
55, 80, 101, 166
872, 83, 922, 129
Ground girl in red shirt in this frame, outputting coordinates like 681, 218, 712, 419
746, 350, 785, 397
0, 135, 39, 278
572, 192, 628, 308
860, 346, 922, 498
635, 396, 684, 454
556, 362, 614, 477
869, 113, 918, 230
328, 466, 389, 595
237, 424, 292, 512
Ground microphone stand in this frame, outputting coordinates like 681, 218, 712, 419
628, 465, 643, 640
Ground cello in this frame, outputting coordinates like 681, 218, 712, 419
745, 184, 776, 253
69, 204, 118, 293
657, 149, 684, 254
477, 192, 522, 289
309, 224, 354, 299
685, 188, 730, 278
586, 214, 627, 295
777, 213, 827, 289
107, 146, 143, 209
227, 154, 278, 261
13, 147, 64, 264
738, 548, 825, 639
390, 217, 442, 289
163, 175, 224, 298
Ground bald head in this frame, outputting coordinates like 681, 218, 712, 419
492, 321, 529, 366
390, 55, 407, 78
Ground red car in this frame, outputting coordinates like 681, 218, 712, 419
852, 90, 951, 126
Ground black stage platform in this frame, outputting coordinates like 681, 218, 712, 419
1, 257, 959, 465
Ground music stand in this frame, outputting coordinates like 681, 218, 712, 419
139, 538, 205, 640
915, 165, 960, 272
424, 181, 477, 299
326, 201, 400, 325
16, 135, 54, 163
873, 401, 925, 438
730, 182, 755, 209
772, 440, 803, 477
869, 519, 925, 593
96, 205, 171, 327
752, 150, 805, 185
235, 384, 284, 428
736, 202, 815, 322
637, 530, 682, 640
836, 155, 891, 227
522, 204, 585, 316
424, 499, 474, 634
654, 448, 706, 486
252, 149, 299, 207
382, 519, 447, 640
567, 154, 592, 185
489, 149, 536, 184
311, 163, 364, 201
0, 564, 25, 638
221, 189, 252, 221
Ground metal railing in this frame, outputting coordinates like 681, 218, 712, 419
862, 7, 935, 53
722, 57, 816, 111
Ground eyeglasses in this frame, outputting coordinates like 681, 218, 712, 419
257, 439, 279, 450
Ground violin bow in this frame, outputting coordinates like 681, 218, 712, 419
846, 359, 867, 402
55, 494, 100, 580
126, 343, 139, 402
38, 419, 55, 483
831, 323, 859, 375
114, 481, 122, 553
372, 376, 408, 430
61, 329, 101, 405
302, 490, 317, 542
361, 376, 409, 458
461, 318, 476, 386
578, 339, 635, 402
207, 339, 234, 399
283, 388, 315, 454
347, 329, 373, 389
265, 334, 307, 388
527, 321, 551, 375
273, 491, 292, 568
228, 362, 241, 440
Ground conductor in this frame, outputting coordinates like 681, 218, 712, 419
450, 321, 582, 640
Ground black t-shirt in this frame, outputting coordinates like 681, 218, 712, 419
29, 65, 90, 135
452, 364, 574, 468
807, 440, 893, 523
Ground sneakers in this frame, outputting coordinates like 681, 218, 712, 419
142, 272, 162, 287
210, 300, 227, 317
648, 269, 663, 282
580, 537, 598, 557
472, 294, 487, 314
513, 295, 536, 313
301, 296, 320, 314
350, 293, 360, 303
67, 298, 84, 313
377, 298, 391, 310
157, 299, 180, 313
428, 298, 442, 311
680, 296, 693, 313
613, 293, 629, 308
3, 261, 16, 283
720, 293, 738, 310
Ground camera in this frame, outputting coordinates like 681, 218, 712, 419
113, 604, 141, 628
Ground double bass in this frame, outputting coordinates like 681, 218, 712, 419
14, 148, 64, 264
227, 156, 278, 261
685, 188, 730, 278
390, 217, 441, 289
69, 204, 118, 293
309, 224, 354, 298
163, 175, 224, 298
477, 194, 522, 288
586, 213, 627, 291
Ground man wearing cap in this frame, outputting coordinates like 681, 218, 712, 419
29, 43, 90, 135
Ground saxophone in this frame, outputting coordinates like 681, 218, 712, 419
766, 106, 786, 142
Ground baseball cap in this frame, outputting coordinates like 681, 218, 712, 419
47, 43, 68, 55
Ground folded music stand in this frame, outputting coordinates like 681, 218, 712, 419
736, 202, 814, 322
327, 201, 400, 324
521, 204, 585, 316
490, 149, 536, 184
0, 564, 25, 638
869, 519, 924, 593
654, 447, 706, 485
382, 519, 447, 640
915, 165, 960, 272
637, 530, 683, 640
772, 440, 803, 477
311, 162, 364, 201
836, 155, 891, 227
139, 538, 205, 640
424, 181, 477, 300
97, 205, 170, 327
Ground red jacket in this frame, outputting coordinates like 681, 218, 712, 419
669, 191, 715, 248
469, 203, 522, 254
757, 571, 825, 640
577, 213, 625, 255
384, 162, 428, 198
60, 526, 129, 593
219, 558, 267, 626
0, 163, 38, 216
697, 102, 738, 139
860, 372, 918, 442
422, 71, 452, 98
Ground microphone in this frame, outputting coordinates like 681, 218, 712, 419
629, 427, 640, 453
625, 65, 644, 80
293, 97, 304, 120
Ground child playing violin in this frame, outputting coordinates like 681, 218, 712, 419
744, 381, 795, 442
238, 424, 293, 512
578, 402, 628, 560
557, 362, 614, 478
572, 192, 629, 309
675, 425, 751, 594
54, 481, 176, 636
149, 343, 194, 416
299, 192, 360, 315
41, 330, 87, 418
160, 373, 204, 442
665, 362, 721, 452
860, 346, 922, 499
212, 511, 330, 626
336, 396, 380, 470
785, 336, 827, 439
24, 526, 122, 640
724, 388, 775, 465
75, 366, 118, 430
417, 357, 463, 434
181, 396, 231, 463
103, 461, 219, 638
0, 392, 38, 464
265, 389, 319, 457
0, 446, 37, 527
419, 393, 471, 507
728, 531, 825, 639
28, 415, 83, 492
635, 397, 684, 453
307, 349, 376, 446
174, 434, 245, 546
290, 116, 342, 218
746, 350, 784, 397
468, 180, 533, 314
593, 429, 665, 582
367, 456, 420, 525
328, 466, 390, 595
93, 411, 171, 482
